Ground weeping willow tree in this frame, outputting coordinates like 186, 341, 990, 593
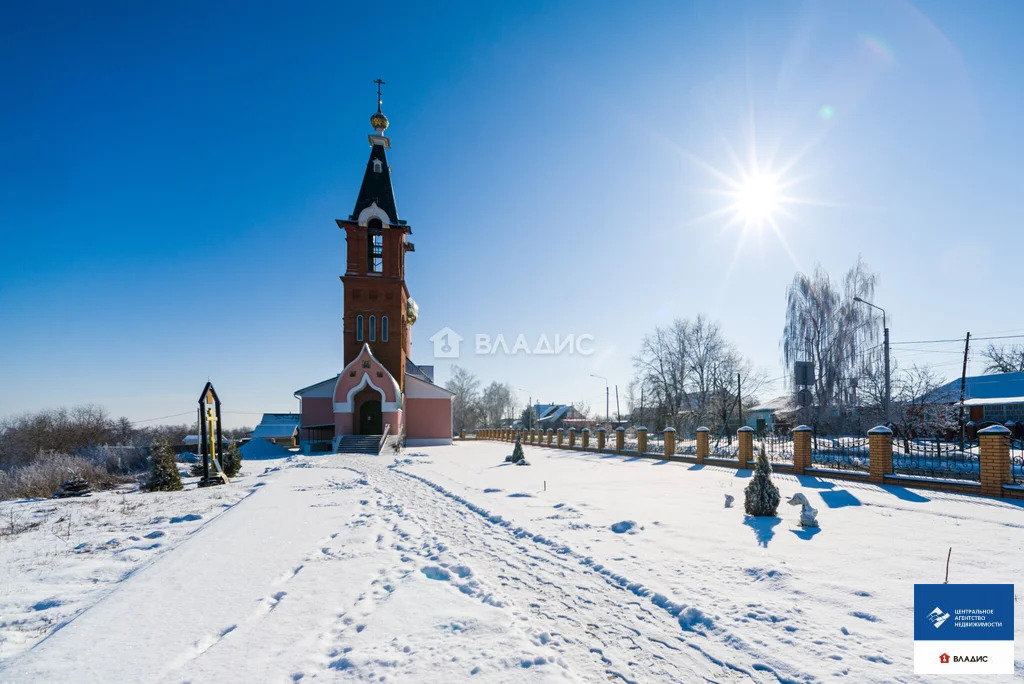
782, 257, 880, 416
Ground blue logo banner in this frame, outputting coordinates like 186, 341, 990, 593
914, 584, 1013, 641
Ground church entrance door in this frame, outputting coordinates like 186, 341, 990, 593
359, 400, 382, 435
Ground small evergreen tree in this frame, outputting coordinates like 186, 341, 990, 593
221, 441, 242, 478
145, 440, 183, 492
744, 444, 779, 516
507, 435, 525, 463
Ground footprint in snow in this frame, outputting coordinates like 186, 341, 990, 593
610, 520, 639, 534
169, 513, 202, 524
421, 566, 451, 581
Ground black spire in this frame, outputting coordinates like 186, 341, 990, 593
351, 143, 398, 222
351, 79, 398, 222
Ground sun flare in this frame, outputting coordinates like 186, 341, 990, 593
733, 172, 782, 227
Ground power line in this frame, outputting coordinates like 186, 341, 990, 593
892, 334, 1024, 346
131, 411, 194, 425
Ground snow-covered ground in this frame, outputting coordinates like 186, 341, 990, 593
1, 442, 1021, 682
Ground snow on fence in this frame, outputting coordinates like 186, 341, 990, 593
810, 434, 871, 473
892, 436, 980, 483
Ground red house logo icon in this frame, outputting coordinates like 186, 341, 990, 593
939, 653, 950, 664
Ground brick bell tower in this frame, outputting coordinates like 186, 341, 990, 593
338, 80, 416, 391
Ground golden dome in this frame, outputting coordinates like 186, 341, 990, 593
370, 111, 389, 134
406, 298, 419, 325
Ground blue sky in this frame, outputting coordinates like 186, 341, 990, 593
2, 1, 1023, 427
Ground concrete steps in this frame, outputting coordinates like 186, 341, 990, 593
337, 435, 382, 455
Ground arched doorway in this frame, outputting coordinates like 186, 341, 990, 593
359, 400, 382, 435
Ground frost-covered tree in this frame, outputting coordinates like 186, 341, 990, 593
445, 366, 482, 432
145, 440, 183, 492
782, 257, 880, 414
480, 382, 516, 427
744, 445, 780, 516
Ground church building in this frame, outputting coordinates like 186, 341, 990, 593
294, 85, 454, 453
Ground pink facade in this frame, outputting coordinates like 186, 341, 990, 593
405, 398, 451, 439
300, 397, 333, 427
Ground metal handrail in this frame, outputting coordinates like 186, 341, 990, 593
379, 424, 391, 453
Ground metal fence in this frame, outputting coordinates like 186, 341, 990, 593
1012, 439, 1023, 485
760, 432, 794, 464
892, 437, 980, 482
810, 434, 871, 473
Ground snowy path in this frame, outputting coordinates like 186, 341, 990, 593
4, 444, 1021, 682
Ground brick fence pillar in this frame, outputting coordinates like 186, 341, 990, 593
637, 427, 647, 454
979, 425, 1011, 498
615, 427, 626, 452
663, 427, 676, 457
568, 428, 576, 448
545, 429, 553, 446
596, 427, 606, 451
868, 425, 893, 484
696, 427, 709, 463
581, 428, 590, 450
792, 425, 812, 475
738, 426, 754, 469
557, 428, 564, 447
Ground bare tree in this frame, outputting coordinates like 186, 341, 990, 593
782, 257, 880, 411
479, 382, 515, 427
891, 364, 945, 439
632, 315, 764, 434
981, 344, 1024, 374
445, 365, 482, 433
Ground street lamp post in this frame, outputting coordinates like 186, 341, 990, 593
590, 374, 609, 424
854, 296, 890, 424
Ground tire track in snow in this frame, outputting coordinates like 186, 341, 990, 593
387, 461, 814, 683
377, 462, 752, 682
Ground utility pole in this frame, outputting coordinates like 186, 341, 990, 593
614, 385, 620, 424
854, 296, 890, 424
590, 374, 609, 425
958, 332, 970, 448
737, 372, 743, 428
884, 324, 891, 425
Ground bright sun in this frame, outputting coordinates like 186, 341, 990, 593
733, 172, 782, 227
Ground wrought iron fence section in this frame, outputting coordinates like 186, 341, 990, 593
1011, 439, 1024, 485
810, 434, 870, 472
760, 432, 794, 463
892, 436, 980, 482
675, 434, 698, 456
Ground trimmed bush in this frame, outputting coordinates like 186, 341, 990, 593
744, 445, 780, 516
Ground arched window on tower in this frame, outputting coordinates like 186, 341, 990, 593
382, 316, 389, 342
367, 219, 383, 273
356, 315, 364, 341
369, 315, 376, 342
373, 159, 383, 173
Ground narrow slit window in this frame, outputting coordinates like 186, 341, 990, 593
369, 315, 376, 342
382, 316, 389, 342
367, 219, 383, 273
356, 315, 363, 341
